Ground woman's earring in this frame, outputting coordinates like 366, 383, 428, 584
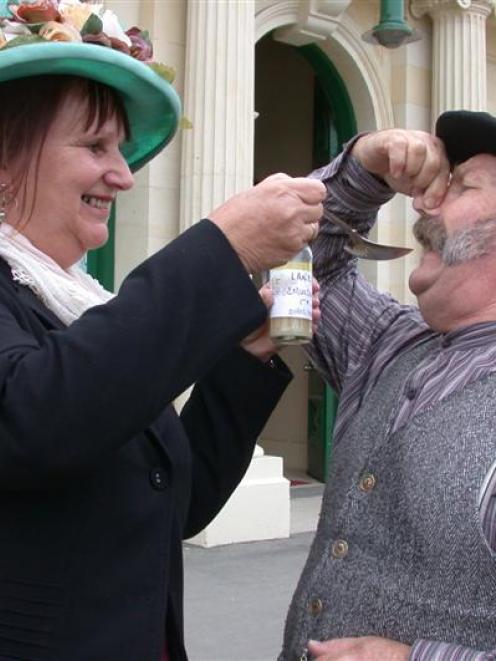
0, 183, 9, 223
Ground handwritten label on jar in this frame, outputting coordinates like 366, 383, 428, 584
270, 263, 312, 320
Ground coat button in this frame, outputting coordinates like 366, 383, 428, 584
308, 597, 323, 615
150, 467, 167, 490
331, 539, 349, 559
359, 472, 376, 492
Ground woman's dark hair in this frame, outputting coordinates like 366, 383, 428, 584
0, 74, 131, 222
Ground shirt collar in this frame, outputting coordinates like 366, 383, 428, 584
441, 321, 496, 350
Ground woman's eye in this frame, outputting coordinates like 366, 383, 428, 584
89, 142, 104, 154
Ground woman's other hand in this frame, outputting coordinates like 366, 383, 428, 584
241, 277, 321, 361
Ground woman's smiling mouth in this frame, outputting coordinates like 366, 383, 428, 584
81, 194, 113, 210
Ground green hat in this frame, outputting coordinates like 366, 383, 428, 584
0, 6, 181, 172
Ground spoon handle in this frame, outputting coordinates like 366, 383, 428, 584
326, 211, 412, 261
326, 211, 358, 237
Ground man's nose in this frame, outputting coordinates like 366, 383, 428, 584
412, 192, 442, 217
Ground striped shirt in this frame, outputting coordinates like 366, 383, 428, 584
307, 143, 496, 661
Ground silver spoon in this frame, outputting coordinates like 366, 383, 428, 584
327, 211, 412, 261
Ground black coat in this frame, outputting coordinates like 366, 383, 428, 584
0, 220, 291, 661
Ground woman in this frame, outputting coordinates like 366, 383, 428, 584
0, 3, 324, 660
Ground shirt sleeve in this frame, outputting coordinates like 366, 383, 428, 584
410, 639, 496, 660
306, 138, 411, 394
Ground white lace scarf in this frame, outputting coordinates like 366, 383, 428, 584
0, 223, 115, 325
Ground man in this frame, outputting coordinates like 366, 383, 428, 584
279, 111, 496, 661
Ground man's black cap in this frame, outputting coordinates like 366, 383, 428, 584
435, 110, 496, 167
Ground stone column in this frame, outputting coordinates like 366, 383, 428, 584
410, 0, 493, 119
180, 0, 290, 547
179, 0, 255, 230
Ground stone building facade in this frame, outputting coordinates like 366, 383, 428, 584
104, 0, 496, 544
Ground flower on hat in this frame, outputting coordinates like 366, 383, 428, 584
9, 0, 60, 24
100, 9, 130, 47
58, 0, 98, 31
126, 26, 152, 62
4, 1, 129, 45
39, 18, 81, 42
0, 17, 31, 39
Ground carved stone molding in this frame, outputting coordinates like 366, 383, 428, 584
255, 1, 395, 130
410, 0, 493, 19
274, 0, 352, 46
410, 0, 493, 116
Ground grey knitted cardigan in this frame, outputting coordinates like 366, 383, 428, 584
279, 338, 496, 660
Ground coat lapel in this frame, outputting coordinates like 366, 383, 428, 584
0, 256, 65, 330
15, 284, 66, 330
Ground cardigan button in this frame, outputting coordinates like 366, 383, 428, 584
331, 539, 349, 559
308, 597, 323, 615
359, 472, 376, 492
150, 467, 167, 490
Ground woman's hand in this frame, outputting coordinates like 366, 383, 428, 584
241, 277, 321, 362
209, 175, 325, 273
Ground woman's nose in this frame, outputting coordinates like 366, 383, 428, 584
105, 152, 134, 191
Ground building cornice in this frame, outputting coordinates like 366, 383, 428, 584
410, 0, 494, 19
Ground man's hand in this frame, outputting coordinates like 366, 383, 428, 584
209, 174, 325, 273
240, 277, 321, 362
351, 129, 450, 210
307, 636, 411, 661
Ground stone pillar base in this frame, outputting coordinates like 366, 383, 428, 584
186, 447, 290, 548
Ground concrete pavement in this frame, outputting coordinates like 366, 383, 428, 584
183, 484, 323, 661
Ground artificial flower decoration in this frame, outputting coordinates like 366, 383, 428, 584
99, 9, 130, 47
127, 26, 152, 61
39, 19, 81, 42
0, 0, 173, 82
58, 0, 96, 31
10, 0, 60, 24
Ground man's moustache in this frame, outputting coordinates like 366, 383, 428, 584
412, 215, 496, 266
412, 215, 447, 253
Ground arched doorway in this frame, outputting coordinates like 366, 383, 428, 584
255, 34, 356, 482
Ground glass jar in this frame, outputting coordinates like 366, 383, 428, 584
269, 245, 313, 345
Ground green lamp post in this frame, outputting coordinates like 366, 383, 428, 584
362, 0, 421, 48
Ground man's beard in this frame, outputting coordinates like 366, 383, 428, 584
412, 215, 496, 266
